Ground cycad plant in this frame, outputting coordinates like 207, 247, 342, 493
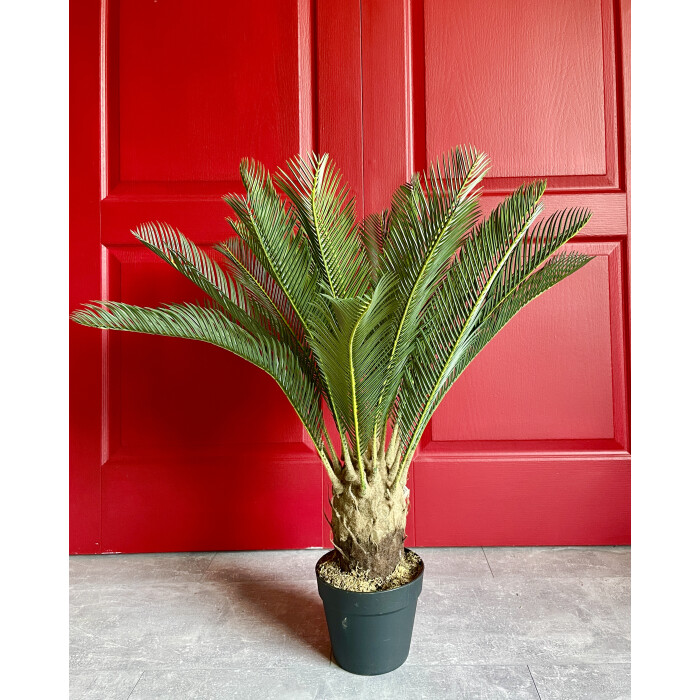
72, 146, 592, 578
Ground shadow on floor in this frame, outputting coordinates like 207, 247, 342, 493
207, 569, 330, 661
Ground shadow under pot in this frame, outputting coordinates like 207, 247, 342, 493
315, 549, 424, 675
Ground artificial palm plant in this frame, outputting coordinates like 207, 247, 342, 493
72, 146, 592, 578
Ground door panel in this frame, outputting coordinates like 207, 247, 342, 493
118, 0, 305, 181
424, 0, 608, 179
70, 0, 630, 553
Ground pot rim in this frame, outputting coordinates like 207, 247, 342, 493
315, 547, 424, 595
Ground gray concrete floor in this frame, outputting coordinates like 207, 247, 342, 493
70, 546, 630, 699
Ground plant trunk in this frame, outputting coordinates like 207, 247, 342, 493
330, 461, 408, 578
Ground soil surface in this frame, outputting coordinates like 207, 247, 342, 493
318, 549, 422, 592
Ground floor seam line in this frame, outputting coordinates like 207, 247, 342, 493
199, 552, 218, 580
527, 664, 543, 700
125, 670, 145, 700
481, 547, 495, 578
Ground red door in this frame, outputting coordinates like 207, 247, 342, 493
70, 0, 630, 554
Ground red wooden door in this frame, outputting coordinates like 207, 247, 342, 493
70, 0, 630, 554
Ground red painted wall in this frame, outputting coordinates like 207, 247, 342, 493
70, 0, 630, 554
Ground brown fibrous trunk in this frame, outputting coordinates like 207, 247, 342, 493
330, 459, 408, 578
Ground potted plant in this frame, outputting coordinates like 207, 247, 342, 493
71, 146, 592, 675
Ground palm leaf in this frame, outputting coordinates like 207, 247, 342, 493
69, 300, 338, 479
276, 153, 371, 298
132, 221, 239, 305
372, 146, 490, 444
393, 185, 592, 486
398, 251, 592, 476
223, 158, 318, 336
306, 275, 399, 486
216, 234, 304, 341
131, 220, 311, 372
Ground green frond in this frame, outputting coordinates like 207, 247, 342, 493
464, 251, 594, 367
132, 221, 239, 303
167, 250, 293, 348
276, 153, 371, 298
216, 234, 303, 341
307, 275, 399, 482
223, 159, 318, 335
398, 251, 593, 467
70, 300, 327, 456
373, 145, 490, 443
478, 206, 593, 322
132, 220, 309, 366
393, 184, 592, 487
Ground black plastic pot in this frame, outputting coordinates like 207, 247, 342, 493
315, 549, 424, 675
